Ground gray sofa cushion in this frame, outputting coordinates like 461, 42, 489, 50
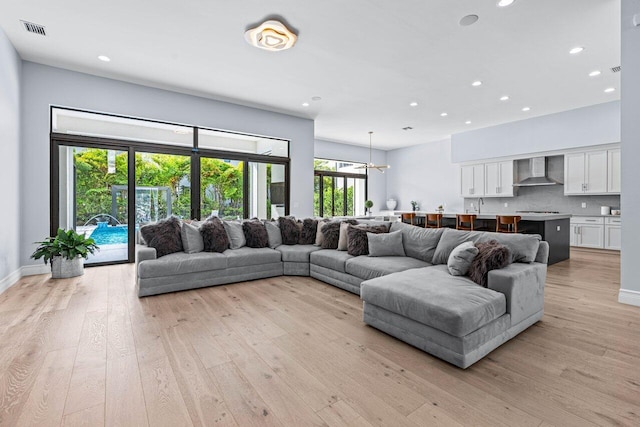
310, 249, 354, 273
447, 241, 479, 276
432, 228, 486, 265
264, 221, 282, 248
368, 230, 406, 257
360, 265, 507, 337
223, 247, 282, 267
478, 233, 541, 263
389, 221, 444, 263
276, 244, 321, 262
181, 221, 204, 254
345, 256, 430, 281
138, 251, 227, 279
223, 220, 246, 249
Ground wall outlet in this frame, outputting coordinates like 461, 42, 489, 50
504, 203, 508, 208
581, 202, 587, 208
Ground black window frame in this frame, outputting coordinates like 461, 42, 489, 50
314, 162, 368, 218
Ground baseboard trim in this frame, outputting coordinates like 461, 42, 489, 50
0, 268, 22, 295
618, 289, 640, 307
0, 264, 50, 296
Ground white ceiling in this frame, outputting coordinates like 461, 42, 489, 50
0, 0, 621, 150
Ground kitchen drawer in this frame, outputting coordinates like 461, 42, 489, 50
605, 217, 621, 225
570, 216, 604, 225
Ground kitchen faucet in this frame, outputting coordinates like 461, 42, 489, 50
477, 197, 484, 214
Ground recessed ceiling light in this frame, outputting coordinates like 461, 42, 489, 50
245, 20, 297, 51
604, 87, 616, 93
409, 102, 418, 107
471, 81, 482, 87
441, 112, 448, 117
311, 96, 322, 101
459, 15, 479, 26
302, 102, 310, 107
589, 70, 601, 77
569, 46, 584, 55
522, 107, 531, 112
497, 0, 515, 7
465, 121, 472, 125
98, 55, 111, 62
500, 95, 510, 101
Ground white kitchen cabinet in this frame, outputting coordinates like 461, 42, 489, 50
607, 148, 621, 193
564, 150, 610, 195
460, 164, 484, 197
484, 161, 514, 197
604, 217, 621, 250
571, 216, 604, 249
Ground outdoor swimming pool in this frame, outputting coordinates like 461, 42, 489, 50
89, 225, 132, 245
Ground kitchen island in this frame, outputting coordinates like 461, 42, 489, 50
376, 211, 571, 265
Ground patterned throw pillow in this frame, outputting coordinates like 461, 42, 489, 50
140, 216, 184, 258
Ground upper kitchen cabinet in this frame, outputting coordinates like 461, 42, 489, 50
484, 161, 514, 197
607, 148, 621, 193
564, 149, 612, 195
460, 164, 484, 197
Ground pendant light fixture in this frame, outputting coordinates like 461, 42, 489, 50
355, 131, 390, 173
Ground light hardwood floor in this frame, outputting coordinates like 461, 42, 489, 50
0, 248, 638, 426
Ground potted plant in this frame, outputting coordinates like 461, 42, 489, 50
364, 200, 374, 215
31, 228, 99, 279
411, 200, 419, 211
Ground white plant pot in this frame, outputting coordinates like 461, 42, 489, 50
50, 256, 84, 279
386, 199, 397, 210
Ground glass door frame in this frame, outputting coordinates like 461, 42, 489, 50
51, 131, 290, 265
314, 169, 368, 217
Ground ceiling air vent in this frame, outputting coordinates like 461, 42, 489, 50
21, 20, 46, 36
402, 126, 413, 131
611, 65, 621, 73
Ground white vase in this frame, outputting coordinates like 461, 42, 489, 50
51, 256, 84, 279
386, 199, 397, 210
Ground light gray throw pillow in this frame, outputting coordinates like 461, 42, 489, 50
368, 230, 406, 257
447, 241, 479, 276
180, 221, 204, 254
223, 220, 246, 249
337, 222, 350, 251
264, 221, 282, 248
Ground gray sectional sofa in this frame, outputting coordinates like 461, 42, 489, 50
135, 220, 548, 368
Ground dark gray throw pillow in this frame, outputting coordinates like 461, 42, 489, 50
347, 224, 389, 256
299, 218, 318, 245
321, 220, 357, 249
278, 216, 300, 245
200, 217, 229, 253
468, 240, 511, 287
243, 220, 269, 248
140, 216, 183, 258
368, 230, 406, 257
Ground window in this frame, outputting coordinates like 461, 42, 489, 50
314, 158, 367, 217
51, 107, 290, 265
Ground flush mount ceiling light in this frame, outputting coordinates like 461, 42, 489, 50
604, 87, 616, 93
569, 46, 584, 54
98, 55, 111, 62
355, 132, 390, 173
441, 112, 448, 117
589, 70, 601, 77
465, 121, 472, 125
302, 102, 309, 107
497, 0, 516, 7
471, 80, 483, 87
409, 102, 418, 107
522, 106, 531, 111
500, 95, 510, 101
245, 19, 297, 51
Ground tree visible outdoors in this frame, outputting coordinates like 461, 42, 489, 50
313, 174, 355, 217
73, 148, 244, 225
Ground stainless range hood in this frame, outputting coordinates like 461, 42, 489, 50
513, 157, 560, 187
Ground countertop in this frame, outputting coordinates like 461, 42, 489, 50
383, 211, 572, 221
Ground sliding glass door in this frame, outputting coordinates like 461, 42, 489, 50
200, 157, 243, 220
57, 145, 129, 264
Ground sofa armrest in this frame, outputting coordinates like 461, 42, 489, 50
487, 262, 546, 326
136, 244, 157, 264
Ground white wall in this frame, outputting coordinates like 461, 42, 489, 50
385, 139, 463, 213
0, 28, 22, 289
314, 139, 387, 214
20, 62, 315, 267
451, 101, 620, 163
620, 0, 640, 304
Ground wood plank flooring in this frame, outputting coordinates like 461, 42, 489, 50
0, 248, 638, 426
